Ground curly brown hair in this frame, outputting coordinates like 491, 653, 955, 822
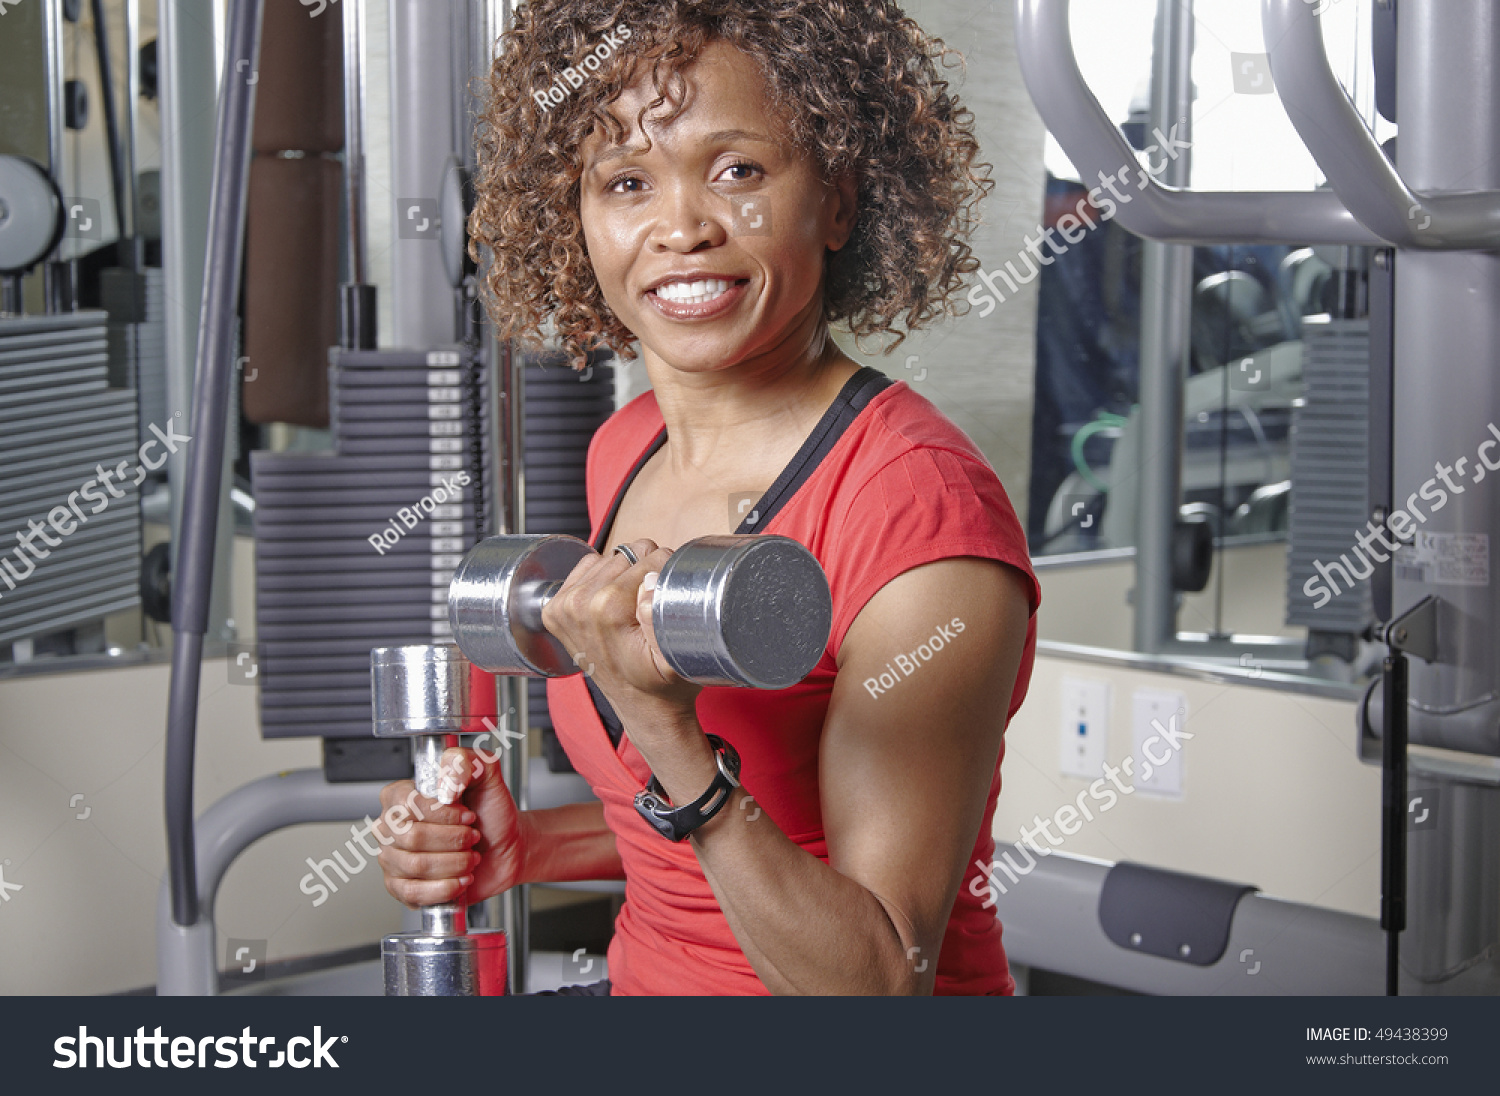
470, 0, 993, 367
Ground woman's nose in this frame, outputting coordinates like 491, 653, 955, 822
652, 197, 726, 252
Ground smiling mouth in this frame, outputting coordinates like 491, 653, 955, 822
648, 277, 749, 306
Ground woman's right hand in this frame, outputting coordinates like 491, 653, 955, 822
377, 747, 529, 908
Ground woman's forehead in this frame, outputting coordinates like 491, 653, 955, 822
586, 43, 780, 156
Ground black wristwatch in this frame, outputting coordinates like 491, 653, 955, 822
633, 735, 742, 842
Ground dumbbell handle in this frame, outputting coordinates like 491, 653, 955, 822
411, 731, 467, 937
512, 578, 564, 636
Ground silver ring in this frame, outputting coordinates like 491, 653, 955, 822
613, 544, 639, 565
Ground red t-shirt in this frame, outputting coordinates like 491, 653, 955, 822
546, 373, 1040, 995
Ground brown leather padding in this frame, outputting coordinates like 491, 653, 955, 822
252, 0, 344, 155
242, 154, 339, 427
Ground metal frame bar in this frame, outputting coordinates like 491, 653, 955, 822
1013, 0, 1384, 245
156, 770, 385, 995
1262, 0, 1500, 250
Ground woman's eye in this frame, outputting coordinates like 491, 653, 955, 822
607, 174, 645, 194
717, 161, 763, 183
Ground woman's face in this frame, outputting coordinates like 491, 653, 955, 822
578, 41, 856, 376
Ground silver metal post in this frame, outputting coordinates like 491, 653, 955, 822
41, 0, 68, 311
1132, 0, 1194, 653
474, 0, 529, 999
123, 0, 141, 266
388, 0, 461, 347
42, 0, 64, 191
342, 0, 367, 286
1391, 0, 1500, 994
495, 316, 530, 996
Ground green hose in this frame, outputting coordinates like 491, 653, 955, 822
1070, 412, 1128, 494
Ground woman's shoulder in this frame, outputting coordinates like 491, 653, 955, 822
834, 378, 1005, 500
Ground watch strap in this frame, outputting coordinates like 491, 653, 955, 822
633, 734, 741, 842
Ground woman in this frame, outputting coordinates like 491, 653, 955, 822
377, 0, 1039, 995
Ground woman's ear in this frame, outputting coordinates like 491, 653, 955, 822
823, 171, 860, 253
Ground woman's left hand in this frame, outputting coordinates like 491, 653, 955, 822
539, 538, 704, 731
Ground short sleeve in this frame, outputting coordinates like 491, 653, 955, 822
824, 445, 1040, 656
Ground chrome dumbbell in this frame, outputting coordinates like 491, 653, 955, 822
370, 644, 508, 996
447, 534, 833, 688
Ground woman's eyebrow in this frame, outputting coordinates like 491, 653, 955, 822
589, 128, 777, 169
701, 128, 776, 147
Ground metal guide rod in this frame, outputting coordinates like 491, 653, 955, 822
89, 0, 127, 242
123, 0, 141, 266
339, 0, 376, 349
1132, 0, 1194, 654
342, 0, 368, 287
485, 0, 529, 998
497, 340, 529, 996
162, 0, 265, 927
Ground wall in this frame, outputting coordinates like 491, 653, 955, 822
997, 654, 1379, 920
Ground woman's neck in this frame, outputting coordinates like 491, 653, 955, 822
640, 322, 861, 476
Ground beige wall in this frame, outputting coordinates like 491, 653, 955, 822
998, 654, 1380, 921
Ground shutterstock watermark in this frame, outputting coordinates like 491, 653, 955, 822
967, 124, 1191, 317
863, 617, 967, 698
0, 415, 190, 600
54, 1027, 343, 1069
532, 24, 633, 112
1303, 421, 1500, 608
968, 713, 1192, 908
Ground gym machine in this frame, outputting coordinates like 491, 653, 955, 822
1013, 0, 1500, 995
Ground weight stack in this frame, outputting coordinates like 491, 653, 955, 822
251, 346, 492, 741
518, 354, 616, 769
0, 312, 142, 646
1284, 316, 1372, 638
102, 266, 169, 438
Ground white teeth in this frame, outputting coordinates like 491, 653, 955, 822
654, 278, 733, 304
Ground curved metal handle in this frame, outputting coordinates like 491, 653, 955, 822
1014, 0, 1383, 245
1262, 0, 1500, 250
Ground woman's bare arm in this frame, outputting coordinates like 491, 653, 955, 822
519, 800, 625, 885
630, 556, 1031, 994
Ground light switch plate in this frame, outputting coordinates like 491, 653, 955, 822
1060, 675, 1110, 779
1131, 688, 1188, 798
